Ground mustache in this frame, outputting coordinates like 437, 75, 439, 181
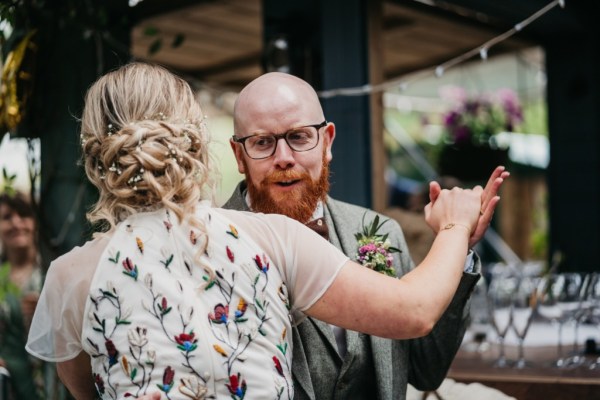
264, 169, 309, 184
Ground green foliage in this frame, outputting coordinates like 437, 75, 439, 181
171, 33, 184, 48
143, 26, 159, 36
0, 262, 20, 301
520, 99, 548, 136
354, 213, 400, 277
530, 229, 548, 260
144, 26, 186, 55
148, 38, 162, 55
1, 167, 17, 196
383, 109, 439, 181
0, 1, 18, 27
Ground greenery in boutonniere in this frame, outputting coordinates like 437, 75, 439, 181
354, 214, 401, 277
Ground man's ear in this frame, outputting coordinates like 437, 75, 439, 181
324, 122, 336, 162
230, 139, 246, 174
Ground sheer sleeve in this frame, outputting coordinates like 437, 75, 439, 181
214, 209, 348, 317
26, 236, 109, 362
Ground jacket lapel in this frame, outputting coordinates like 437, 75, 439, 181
323, 197, 353, 255
221, 181, 251, 212
324, 197, 395, 399
371, 336, 394, 399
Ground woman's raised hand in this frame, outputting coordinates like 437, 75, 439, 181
426, 166, 509, 247
424, 185, 482, 236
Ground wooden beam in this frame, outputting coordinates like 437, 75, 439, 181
130, 0, 215, 23
368, 0, 387, 213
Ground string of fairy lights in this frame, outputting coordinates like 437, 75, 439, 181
317, 0, 565, 99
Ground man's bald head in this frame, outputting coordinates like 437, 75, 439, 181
229, 72, 336, 223
233, 72, 325, 136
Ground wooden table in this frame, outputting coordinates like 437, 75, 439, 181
448, 343, 600, 400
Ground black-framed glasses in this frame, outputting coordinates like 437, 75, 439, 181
232, 121, 327, 160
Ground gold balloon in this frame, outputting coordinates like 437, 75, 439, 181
0, 30, 38, 135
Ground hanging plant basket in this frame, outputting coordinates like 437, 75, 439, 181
437, 143, 509, 182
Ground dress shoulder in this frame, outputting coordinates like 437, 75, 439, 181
26, 235, 110, 362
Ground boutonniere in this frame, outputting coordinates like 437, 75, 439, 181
354, 214, 401, 277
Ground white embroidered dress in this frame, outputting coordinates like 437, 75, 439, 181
26, 205, 348, 399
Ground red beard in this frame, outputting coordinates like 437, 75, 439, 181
245, 157, 330, 223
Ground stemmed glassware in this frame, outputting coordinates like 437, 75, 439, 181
511, 273, 540, 369
585, 273, 600, 369
537, 272, 583, 368
487, 266, 518, 368
463, 278, 492, 354
563, 273, 595, 367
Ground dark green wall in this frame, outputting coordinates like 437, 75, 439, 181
263, 0, 373, 208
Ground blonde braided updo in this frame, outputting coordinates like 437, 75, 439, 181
80, 62, 216, 233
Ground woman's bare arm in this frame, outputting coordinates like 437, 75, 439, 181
306, 186, 480, 339
57, 352, 96, 400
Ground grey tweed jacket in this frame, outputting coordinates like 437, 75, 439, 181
222, 182, 481, 400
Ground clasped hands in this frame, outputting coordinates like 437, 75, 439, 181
425, 166, 510, 248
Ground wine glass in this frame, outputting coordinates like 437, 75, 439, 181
584, 273, 600, 369
563, 273, 595, 368
511, 274, 540, 369
537, 272, 583, 368
487, 267, 518, 368
463, 277, 492, 353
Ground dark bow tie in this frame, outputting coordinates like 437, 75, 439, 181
305, 217, 329, 241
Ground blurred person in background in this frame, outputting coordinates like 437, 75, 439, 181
0, 191, 44, 400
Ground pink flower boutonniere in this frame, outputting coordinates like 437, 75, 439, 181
354, 214, 401, 277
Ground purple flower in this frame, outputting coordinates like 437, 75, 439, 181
440, 86, 523, 145
355, 214, 400, 277
453, 126, 471, 144
444, 110, 461, 126
359, 243, 377, 253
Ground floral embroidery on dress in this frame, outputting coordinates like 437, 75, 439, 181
136, 237, 144, 254
208, 304, 228, 324
226, 224, 239, 239
278, 285, 290, 310
226, 373, 247, 399
190, 230, 198, 245
254, 254, 269, 273
108, 249, 120, 264
274, 328, 292, 398
122, 257, 139, 280
94, 373, 105, 395
226, 246, 235, 262
87, 280, 138, 398
175, 332, 198, 352
179, 376, 209, 400
84, 208, 294, 399
161, 247, 174, 271
157, 366, 175, 394
235, 298, 248, 322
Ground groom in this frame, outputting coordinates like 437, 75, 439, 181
223, 71, 508, 400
